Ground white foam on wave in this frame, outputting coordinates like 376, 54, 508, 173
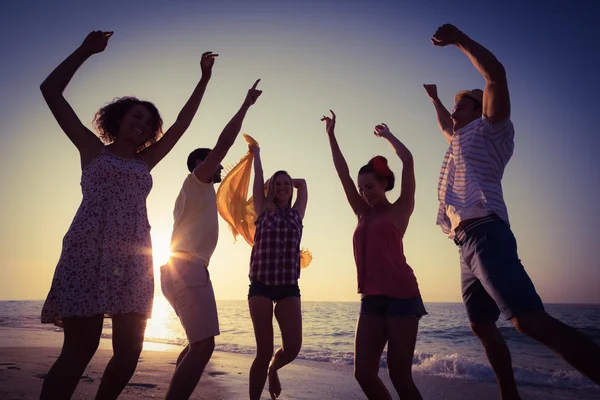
412, 351, 598, 391
211, 343, 598, 391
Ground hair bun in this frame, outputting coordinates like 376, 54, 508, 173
371, 156, 391, 177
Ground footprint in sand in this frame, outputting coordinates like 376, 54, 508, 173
34, 373, 92, 382
207, 371, 227, 377
126, 383, 157, 389
0, 362, 20, 371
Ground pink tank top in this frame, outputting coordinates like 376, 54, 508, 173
353, 208, 420, 298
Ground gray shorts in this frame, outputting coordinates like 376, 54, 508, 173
455, 215, 544, 323
160, 255, 220, 343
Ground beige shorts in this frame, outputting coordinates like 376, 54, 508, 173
160, 255, 220, 344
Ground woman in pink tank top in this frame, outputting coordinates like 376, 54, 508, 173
322, 111, 425, 400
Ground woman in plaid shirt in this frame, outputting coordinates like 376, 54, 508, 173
247, 143, 308, 400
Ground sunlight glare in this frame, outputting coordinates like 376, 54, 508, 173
144, 295, 182, 350
152, 230, 172, 272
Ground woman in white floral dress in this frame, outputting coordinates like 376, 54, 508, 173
39, 30, 217, 399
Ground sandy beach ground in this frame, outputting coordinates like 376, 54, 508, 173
1, 327, 598, 400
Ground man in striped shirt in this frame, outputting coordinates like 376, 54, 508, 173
425, 23, 600, 398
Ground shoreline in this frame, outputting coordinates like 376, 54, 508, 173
1, 327, 599, 399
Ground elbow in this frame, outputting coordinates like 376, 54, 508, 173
40, 80, 60, 99
484, 62, 507, 84
400, 152, 414, 164
39, 81, 51, 96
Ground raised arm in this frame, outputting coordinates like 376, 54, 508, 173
423, 84, 453, 143
142, 52, 217, 170
321, 110, 369, 218
292, 178, 308, 220
251, 144, 266, 216
432, 24, 510, 123
194, 79, 262, 184
374, 124, 415, 216
40, 31, 110, 168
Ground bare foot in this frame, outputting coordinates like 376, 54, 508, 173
268, 367, 281, 399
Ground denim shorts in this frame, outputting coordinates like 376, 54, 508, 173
248, 281, 301, 303
455, 216, 544, 323
360, 295, 427, 319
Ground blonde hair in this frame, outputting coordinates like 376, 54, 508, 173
264, 170, 293, 213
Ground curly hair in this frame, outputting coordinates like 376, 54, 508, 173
358, 156, 395, 192
93, 97, 163, 150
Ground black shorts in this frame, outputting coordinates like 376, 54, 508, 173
360, 295, 427, 319
248, 281, 301, 303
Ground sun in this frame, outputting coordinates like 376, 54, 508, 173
151, 230, 173, 272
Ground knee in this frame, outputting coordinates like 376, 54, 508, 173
63, 336, 100, 362
282, 341, 301, 360
469, 321, 496, 339
255, 346, 274, 366
113, 341, 143, 366
354, 363, 377, 385
512, 312, 547, 337
388, 364, 412, 384
190, 337, 215, 358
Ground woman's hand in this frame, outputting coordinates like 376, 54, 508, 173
321, 110, 336, 136
78, 31, 113, 56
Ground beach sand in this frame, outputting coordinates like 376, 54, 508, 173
1, 327, 598, 399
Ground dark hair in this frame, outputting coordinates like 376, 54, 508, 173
93, 97, 163, 150
358, 156, 395, 191
187, 148, 212, 172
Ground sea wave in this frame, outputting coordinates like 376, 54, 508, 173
136, 335, 599, 391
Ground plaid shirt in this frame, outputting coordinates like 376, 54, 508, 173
249, 207, 302, 285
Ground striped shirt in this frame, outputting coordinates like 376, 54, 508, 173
437, 117, 515, 237
249, 207, 302, 285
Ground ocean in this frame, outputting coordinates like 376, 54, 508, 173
1, 298, 598, 391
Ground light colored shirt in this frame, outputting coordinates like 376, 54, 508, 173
437, 117, 515, 237
170, 173, 219, 266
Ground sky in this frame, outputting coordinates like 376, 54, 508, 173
1, 0, 599, 304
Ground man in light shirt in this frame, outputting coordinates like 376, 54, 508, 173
161, 79, 262, 400
424, 24, 600, 399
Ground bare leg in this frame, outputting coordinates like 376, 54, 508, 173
95, 313, 146, 400
513, 310, 600, 385
354, 313, 392, 400
164, 337, 215, 399
248, 296, 274, 400
268, 297, 302, 399
40, 316, 103, 400
386, 317, 422, 400
471, 321, 521, 400
176, 344, 190, 367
